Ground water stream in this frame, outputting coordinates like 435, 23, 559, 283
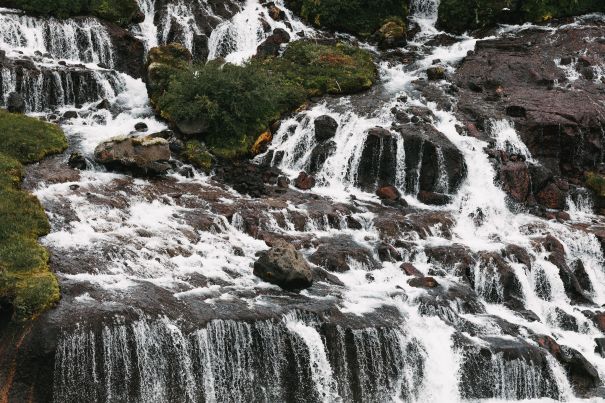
1, 0, 604, 401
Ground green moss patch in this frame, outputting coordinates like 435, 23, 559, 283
437, 0, 605, 34
285, 0, 408, 37
0, 0, 142, 26
0, 110, 67, 321
268, 41, 377, 97
586, 172, 605, 197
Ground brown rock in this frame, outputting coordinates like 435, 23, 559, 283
408, 276, 440, 289
294, 171, 316, 190
400, 263, 423, 277
376, 185, 400, 200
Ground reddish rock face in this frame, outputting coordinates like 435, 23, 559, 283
408, 276, 439, 289
294, 171, 316, 190
376, 185, 400, 200
400, 263, 423, 277
593, 313, 605, 334
454, 25, 605, 203
536, 182, 567, 210
500, 161, 531, 203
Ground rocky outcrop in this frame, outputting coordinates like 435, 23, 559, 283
393, 122, 466, 195
256, 28, 291, 58
454, 27, 605, 180
309, 235, 379, 272
253, 240, 313, 290
94, 135, 172, 176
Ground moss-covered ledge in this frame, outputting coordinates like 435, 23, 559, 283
0, 0, 143, 26
0, 110, 67, 321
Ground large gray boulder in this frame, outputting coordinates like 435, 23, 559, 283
94, 134, 171, 176
253, 240, 313, 290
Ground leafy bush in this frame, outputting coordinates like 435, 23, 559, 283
437, 0, 605, 34
285, 0, 408, 37
0, 0, 141, 26
158, 61, 306, 158
0, 110, 66, 321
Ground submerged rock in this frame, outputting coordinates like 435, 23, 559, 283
94, 135, 172, 176
253, 240, 313, 290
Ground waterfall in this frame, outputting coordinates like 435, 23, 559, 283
1, 0, 603, 401
53, 316, 419, 403
0, 11, 114, 65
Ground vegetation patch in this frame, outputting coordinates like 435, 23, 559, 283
155, 41, 376, 160
586, 172, 605, 197
0, 110, 67, 321
284, 0, 408, 37
437, 0, 605, 34
0, 0, 142, 26
267, 40, 377, 97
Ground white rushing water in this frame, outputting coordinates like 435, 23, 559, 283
2, 1, 605, 402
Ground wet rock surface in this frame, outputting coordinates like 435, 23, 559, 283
2, 4, 605, 403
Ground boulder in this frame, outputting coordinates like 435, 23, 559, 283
6, 92, 25, 113
294, 171, 316, 190
400, 263, 423, 277
314, 115, 338, 141
253, 240, 313, 290
408, 276, 440, 289
256, 28, 291, 58
426, 66, 446, 81
375, 20, 406, 50
94, 135, 172, 176
417, 191, 452, 206
309, 235, 379, 272
499, 161, 531, 203
376, 185, 400, 201
68, 153, 87, 170
453, 27, 605, 184
134, 122, 148, 132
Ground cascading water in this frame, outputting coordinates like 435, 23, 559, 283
2, 0, 605, 402
0, 10, 114, 65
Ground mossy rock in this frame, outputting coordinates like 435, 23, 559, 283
586, 172, 605, 196
0, 0, 142, 26
146, 44, 193, 108
0, 109, 67, 164
181, 140, 214, 173
0, 110, 66, 321
285, 0, 408, 37
269, 40, 378, 97
437, 0, 605, 34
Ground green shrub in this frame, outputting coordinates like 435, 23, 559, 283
0, 0, 141, 26
0, 111, 66, 321
269, 41, 378, 97
155, 41, 376, 159
437, 0, 605, 34
158, 61, 306, 159
285, 0, 408, 37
